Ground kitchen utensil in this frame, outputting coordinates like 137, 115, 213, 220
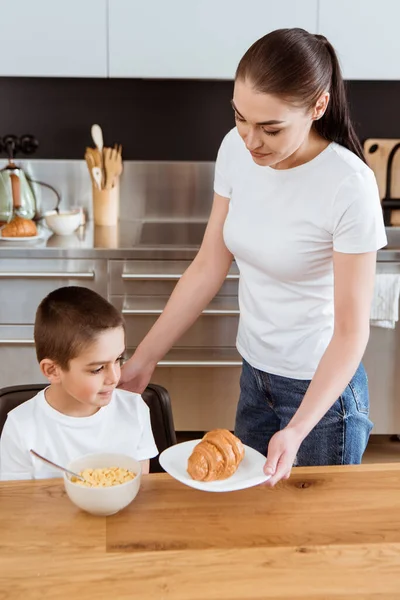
84, 151, 96, 185
0, 162, 61, 221
30, 449, 86, 482
0, 173, 13, 230
114, 143, 123, 181
92, 185, 119, 226
85, 146, 102, 168
92, 167, 102, 190
91, 124, 104, 186
94, 223, 119, 248
103, 146, 121, 190
0, 137, 60, 219
91, 124, 104, 154
364, 138, 400, 225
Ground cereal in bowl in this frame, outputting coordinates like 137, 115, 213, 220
72, 466, 136, 487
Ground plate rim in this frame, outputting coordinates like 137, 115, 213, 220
0, 233, 42, 241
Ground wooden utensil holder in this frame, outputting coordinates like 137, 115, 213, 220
92, 185, 119, 226
94, 224, 119, 248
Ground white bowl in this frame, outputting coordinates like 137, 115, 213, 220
44, 209, 81, 236
64, 453, 142, 516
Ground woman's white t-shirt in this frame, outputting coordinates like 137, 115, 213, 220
214, 127, 387, 379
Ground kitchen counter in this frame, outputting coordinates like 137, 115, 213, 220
2, 221, 400, 261
0, 220, 207, 260
1, 464, 400, 599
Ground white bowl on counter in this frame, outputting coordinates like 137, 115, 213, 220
64, 453, 142, 516
44, 209, 81, 236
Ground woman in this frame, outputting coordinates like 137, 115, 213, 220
120, 28, 387, 486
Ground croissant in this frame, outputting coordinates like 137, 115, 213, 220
187, 429, 245, 482
1, 216, 37, 237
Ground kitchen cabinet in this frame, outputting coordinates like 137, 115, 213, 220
0, 258, 108, 387
108, 0, 318, 79
0, 0, 107, 77
1, 1, 398, 80
318, 0, 400, 80
109, 258, 241, 430
0, 254, 241, 430
1, 251, 400, 433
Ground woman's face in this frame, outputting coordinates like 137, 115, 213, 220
232, 78, 321, 167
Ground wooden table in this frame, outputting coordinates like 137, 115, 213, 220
1, 463, 400, 599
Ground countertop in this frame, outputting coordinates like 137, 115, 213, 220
0, 220, 206, 260
1, 465, 400, 599
2, 221, 400, 261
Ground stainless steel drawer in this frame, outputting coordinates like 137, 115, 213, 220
124, 343, 242, 431
150, 364, 241, 431
124, 346, 242, 368
0, 258, 107, 324
109, 259, 239, 296
376, 261, 400, 273
364, 324, 400, 435
112, 295, 239, 347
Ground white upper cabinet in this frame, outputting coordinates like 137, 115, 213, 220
109, 0, 318, 79
318, 0, 400, 80
3, 0, 396, 80
0, 0, 107, 77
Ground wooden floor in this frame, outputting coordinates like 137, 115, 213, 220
176, 432, 400, 464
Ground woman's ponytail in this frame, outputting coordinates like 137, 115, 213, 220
313, 35, 366, 163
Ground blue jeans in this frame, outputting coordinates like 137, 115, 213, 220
234, 359, 373, 466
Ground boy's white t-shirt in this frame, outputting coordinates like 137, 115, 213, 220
0, 388, 158, 480
214, 127, 387, 379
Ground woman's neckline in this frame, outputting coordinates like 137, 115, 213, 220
246, 136, 335, 175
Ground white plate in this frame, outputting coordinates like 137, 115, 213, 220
159, 439, 270, 492
0, 234, 42, 241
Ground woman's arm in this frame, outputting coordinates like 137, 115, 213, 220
264, 250, 377, 485
120, 193, 233, 392
140, 459, 150, 475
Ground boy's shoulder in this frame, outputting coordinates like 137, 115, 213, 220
6, 390, 43, 425
112, 388, 149, 413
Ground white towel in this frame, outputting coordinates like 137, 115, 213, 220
370, 273, 400, 329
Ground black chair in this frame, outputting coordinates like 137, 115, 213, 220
0, 383, 176, 473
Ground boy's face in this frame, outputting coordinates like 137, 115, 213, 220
56, 327, 125, 409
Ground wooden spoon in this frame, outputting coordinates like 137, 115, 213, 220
91, 124, 104, 155
84, 151, 96, 185
112, 143, 123, 187
91, 125, 104, 186
92, 167, 102, 191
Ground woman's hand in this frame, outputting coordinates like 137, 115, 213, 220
263, 428, 303, 486
119, 355, 156, 394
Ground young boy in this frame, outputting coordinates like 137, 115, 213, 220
0, 286, 158, 480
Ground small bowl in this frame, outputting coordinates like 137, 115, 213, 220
64, 453, 142, 516
44, 209, 82, 236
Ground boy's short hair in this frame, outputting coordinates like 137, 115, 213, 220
34, 286, 125, 369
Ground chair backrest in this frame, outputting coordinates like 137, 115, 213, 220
0, 383, 176, 473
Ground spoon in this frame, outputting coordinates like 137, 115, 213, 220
91, 124, 104, 154
92, 166, 102, 191
91, 124, 104, 186
30, 449, 86, 482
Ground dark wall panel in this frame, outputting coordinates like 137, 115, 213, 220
0, 77, 399, 161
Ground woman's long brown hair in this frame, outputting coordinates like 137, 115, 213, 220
236, 28, 365, 162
